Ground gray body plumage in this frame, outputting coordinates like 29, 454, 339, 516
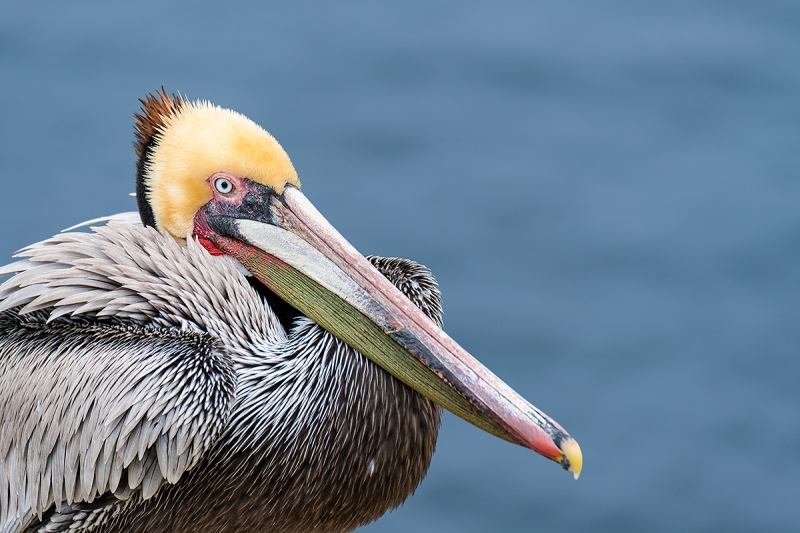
0, 216, 442, 533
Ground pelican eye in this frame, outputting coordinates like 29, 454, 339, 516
214, 177, 234, 194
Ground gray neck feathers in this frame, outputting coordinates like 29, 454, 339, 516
0, 223, 284, 364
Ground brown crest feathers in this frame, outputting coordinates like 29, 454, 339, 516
133, 88, 186, 159
134, 88, 186, 229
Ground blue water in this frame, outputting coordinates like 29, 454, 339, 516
1, 2, 798, 531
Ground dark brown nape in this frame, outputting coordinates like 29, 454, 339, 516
133, 88, 186, 229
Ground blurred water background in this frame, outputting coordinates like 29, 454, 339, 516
1, 2, 798, 531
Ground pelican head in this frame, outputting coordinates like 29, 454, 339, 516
134, 89, 582, 479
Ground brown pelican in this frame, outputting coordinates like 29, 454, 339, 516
0, 90, 581, 533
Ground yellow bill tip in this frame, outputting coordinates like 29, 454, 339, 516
560, 438, 583, 480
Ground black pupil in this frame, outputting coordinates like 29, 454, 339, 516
218, 179, 230, 192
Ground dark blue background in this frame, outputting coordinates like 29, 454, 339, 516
1, 2, 798, 531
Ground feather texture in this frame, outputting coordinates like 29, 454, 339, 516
0, 313, 236, 524
0, 219, 271, 530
